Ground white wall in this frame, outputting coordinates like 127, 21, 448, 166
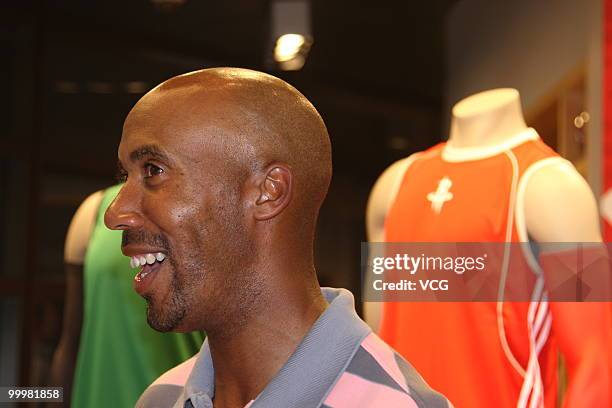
445, 0, 602, 194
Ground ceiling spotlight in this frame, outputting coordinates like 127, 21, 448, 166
275, 34, 306, 62
274, 33, 312, 70
271, 1, 312, 71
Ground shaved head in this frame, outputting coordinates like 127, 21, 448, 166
128, 68, 332, 223
107, 68, 333, 334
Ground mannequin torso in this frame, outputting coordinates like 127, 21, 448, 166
367, 88, 600, 249
365, 88, 610, 408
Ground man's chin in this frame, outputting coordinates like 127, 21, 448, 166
145, 303, 186, 332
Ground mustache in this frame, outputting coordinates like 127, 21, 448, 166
122, 229, 170, 251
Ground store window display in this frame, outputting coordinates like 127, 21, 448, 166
50, 184, 204, 408
366, 89, 612, 407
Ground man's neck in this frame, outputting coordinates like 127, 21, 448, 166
208, 277, 328, 408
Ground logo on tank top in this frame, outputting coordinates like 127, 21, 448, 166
427, 176, 453, 214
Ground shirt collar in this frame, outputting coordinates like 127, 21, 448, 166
175, 287, 371, 408
442, 127, 539, 162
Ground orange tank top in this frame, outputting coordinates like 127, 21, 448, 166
382, 128, 567, 408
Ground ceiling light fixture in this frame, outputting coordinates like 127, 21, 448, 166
271, 0, 312, 71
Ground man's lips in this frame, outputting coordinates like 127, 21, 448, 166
133, 259, 164, 295
122, 245, 169, 295
121, 245, 168, 258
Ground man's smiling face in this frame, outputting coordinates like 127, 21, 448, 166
105, 87, 256, 333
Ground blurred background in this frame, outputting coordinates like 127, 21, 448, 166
0, 0, 609, 393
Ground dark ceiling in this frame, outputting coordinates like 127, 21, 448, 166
41, 0, 452, 101
4, 0, 455, 179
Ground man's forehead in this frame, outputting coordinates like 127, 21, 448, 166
119, 130, 200, 165
119, 117, 237, 170
119, 77, 265, 170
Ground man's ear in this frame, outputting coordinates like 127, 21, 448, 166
252, 165, 293, 221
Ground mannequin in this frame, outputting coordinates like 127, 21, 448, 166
50, 186, 204, 408
366, 89, 611, 407
449, 88, 529, 147
449, 89, 600, 241
49, 190, 102, 405
63, 191, 104, 265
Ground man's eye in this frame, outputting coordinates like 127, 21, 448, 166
144, 163, 164, 178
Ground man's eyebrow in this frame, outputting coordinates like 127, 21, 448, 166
129, 144, 172, 164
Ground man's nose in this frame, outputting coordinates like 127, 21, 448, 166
104, 184, 145, 231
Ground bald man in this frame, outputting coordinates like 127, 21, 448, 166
104, 68, 449, 408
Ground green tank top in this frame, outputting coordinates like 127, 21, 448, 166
71, 185, 204, 407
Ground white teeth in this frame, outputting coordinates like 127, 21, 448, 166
130, 253, 166, 269
145, 253, 156, 265
131, 256, 141, 268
